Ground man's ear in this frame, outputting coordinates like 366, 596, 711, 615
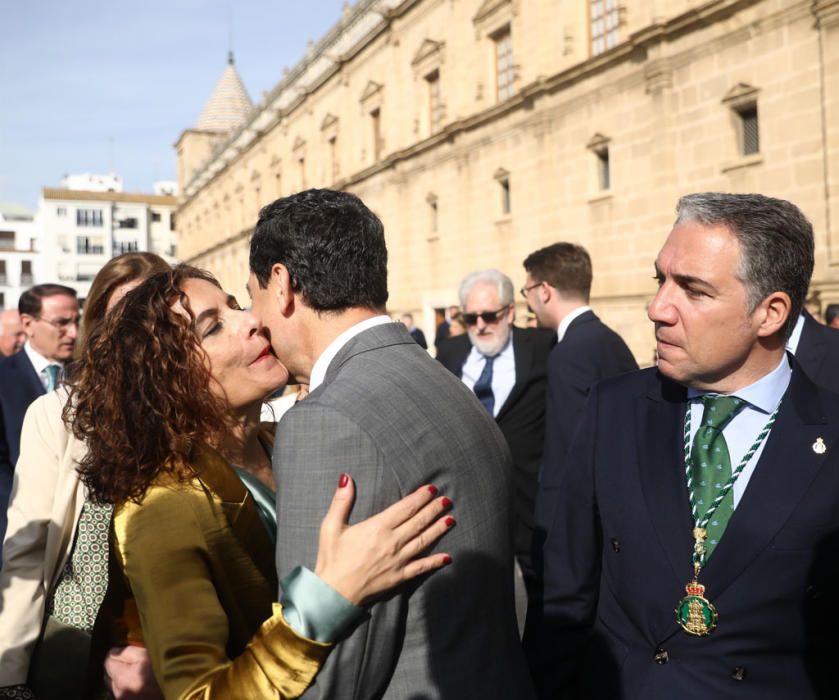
271, 263, 295, 315
19, 314, 35, 337
755, 290, 792, 339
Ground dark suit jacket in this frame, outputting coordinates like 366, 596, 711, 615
275, 323, 534, 699
541, 310, 637, 492
437, 326, 556, 579
409, 326, 428, 349
0, 351, 44, 555
528, 363, 839, 699
795, 311, 839, 394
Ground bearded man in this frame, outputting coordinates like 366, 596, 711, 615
437, 268, 555, 604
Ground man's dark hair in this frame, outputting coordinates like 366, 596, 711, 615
249, 189, 388, 312
18, 284, 77, 317
523, 242, 592, 302
676, 193, 814, 340
825, 304, 839, 326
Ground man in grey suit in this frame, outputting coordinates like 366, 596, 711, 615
248, 189, 534, 699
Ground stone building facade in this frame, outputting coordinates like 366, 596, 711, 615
174, 0, 839, 363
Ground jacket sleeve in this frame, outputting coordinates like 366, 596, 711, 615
527, 381, 602, 698
114, 490, 333, 700
0, 392, 71, 686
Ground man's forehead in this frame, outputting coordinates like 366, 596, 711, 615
42, 294, 79, 311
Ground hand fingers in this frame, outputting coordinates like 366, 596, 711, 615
393, 494, 453, 548
370, 483, 442, 529
319, 473, 355, 540
399, 552, 453, 583
398, 506, 455, 561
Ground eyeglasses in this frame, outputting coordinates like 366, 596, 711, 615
520, 282, 542, 299
462, 306, 510, 326
35, 316, 79, 332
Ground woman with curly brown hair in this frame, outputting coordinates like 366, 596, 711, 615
68, 264, 453, 699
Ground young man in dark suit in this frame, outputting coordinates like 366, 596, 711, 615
522, 242, 637, 488
437, 269, 555, 603
0, 284, 78, 550
528, 193, 839, 699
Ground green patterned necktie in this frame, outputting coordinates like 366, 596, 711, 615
690, 394, 746, 559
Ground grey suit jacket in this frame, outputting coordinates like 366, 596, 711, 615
274, 322, 534, 699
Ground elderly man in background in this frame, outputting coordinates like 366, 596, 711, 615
0, 310, 25, 358
437, 269, 554, 607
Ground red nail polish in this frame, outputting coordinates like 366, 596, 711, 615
445, 516, 455, 528
338, 473, 349, 488
443, 554, 452, 565
427, 484, 438, 496
441, 497, 452, 508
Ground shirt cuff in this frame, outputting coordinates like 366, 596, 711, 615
279, 566, 368, 643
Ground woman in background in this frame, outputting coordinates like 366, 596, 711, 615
0, 253, 172, 699
69, 265, 453, 699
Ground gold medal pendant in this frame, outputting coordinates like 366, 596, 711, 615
675, 578, 718, 636
675, 527, 718, 636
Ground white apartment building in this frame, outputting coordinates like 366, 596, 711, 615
0, 202, 43, 310
38, 184, 178, 301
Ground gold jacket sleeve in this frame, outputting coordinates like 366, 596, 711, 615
113, 478, 332, 700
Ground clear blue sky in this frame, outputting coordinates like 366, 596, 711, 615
0, 0, 345, 209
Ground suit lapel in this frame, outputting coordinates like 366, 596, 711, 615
637, 377, 694, 586
193, 438, 277, 586
702, 367, 832, 597
15, 352, 46, 398
496, 328, 530, 421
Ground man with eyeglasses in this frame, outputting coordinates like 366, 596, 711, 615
0, 284, 78, 551
522, 243, 637, 505
437, 269, 555, 610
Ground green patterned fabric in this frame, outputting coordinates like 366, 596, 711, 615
46, 500, 112, 632
690, 394, 745, 558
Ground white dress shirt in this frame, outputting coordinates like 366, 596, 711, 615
460, 335, 515, 418
786, 312, 805, 355
309, 315, 392, 392
557, 305, 592, 343
23, 341, 62, 390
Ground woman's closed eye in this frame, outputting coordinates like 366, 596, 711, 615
202, 321, 222, 338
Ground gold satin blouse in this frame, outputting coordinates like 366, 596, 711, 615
98, 440, 331, 699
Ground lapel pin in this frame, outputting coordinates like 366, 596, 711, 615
813, 437, 827, 455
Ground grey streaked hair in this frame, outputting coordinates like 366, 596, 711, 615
675, 192, 814, 340
459, 269, 515, 307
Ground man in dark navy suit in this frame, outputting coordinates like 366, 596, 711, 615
522, 242, 637, 488
0, 284, 78, 549
437, 269, 554, 603
786, 308, 839, 394
527, 193, 839, 699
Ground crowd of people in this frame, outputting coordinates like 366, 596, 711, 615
0, 188, 838, 699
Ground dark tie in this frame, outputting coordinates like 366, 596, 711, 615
689, 394, 745, 558
473, 355, 495, 416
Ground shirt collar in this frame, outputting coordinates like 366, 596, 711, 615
687, 354, 791, 414
309, 315, 392, 391
24, 341, 57, 374
557, 305, 592, 343
786, 312, 805, 354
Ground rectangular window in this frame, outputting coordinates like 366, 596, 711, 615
170, 214, 176, 231
738, 105, 759, 155
596, 147, 611, 190
76, 236, 104, 255
76, 209, 103, 227
56, 207, 66, 217
427, 70, 443, 134
494, 27, 514, 101
500, 177, 511, 215
591, 0, 619, 56
151, 212, 162, 223
0, 231, 14, 251
20, 260, 33, 286
0, 260, 6, 286
371, 108, 383, 161
117, 217, 138, 229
